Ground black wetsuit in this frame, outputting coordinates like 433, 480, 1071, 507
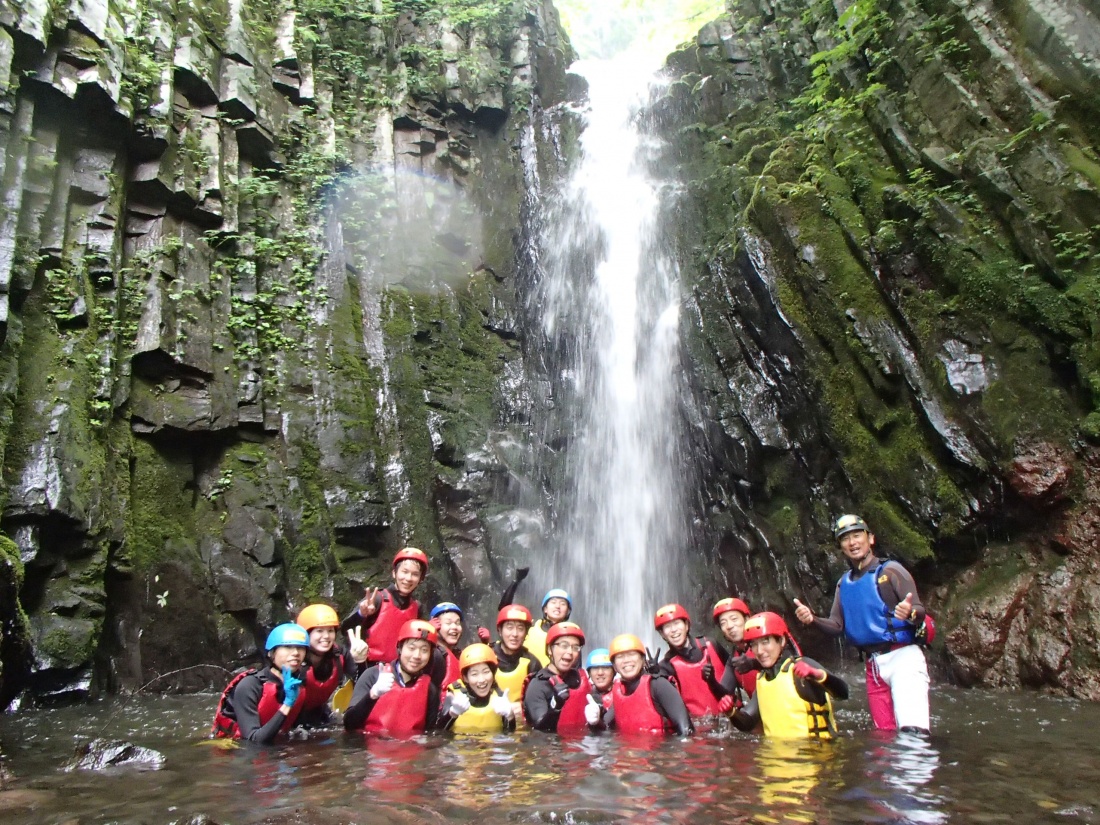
343, 663, 442, 732
226, 668, 296, 744
522, 667, 591, 732
731, 650, 849, 732
603, 674, 695, 736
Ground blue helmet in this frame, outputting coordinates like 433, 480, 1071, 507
542, 588, 572, 609
265, 623, 310, 651
586, 648, 612, 670
430, 602, 463, 619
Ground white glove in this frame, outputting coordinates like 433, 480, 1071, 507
346, 628, 369, 665
584, 694, 601, 725
447, 690, 472, 718
369, 669, 395, 699
491, 689, 513, 720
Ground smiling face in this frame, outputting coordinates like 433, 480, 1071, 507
588, 666, 615, 691
613, 651, 645, 681
437, 612, 463, 647
659, 618, 690, 648
748, 635, 785, 669
544, 597, 570, 622
718, 611, 747, 645
271, 645, 306, 671
549, 636, 582, 674
393, 559, 424, 596
398, 638, 433, 678
309, 626, 337, 655
499, 620, 528, 653
463, 663, 495, 699
838, 529, 875, 569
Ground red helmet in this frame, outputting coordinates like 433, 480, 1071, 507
397, 619, 438, 646
393, 547, 429, 572
545, 621, 586, 650
713, 598, 752, 622
654, 603, 690, 630
742, 611, 789, 642
496, 604, 533, 628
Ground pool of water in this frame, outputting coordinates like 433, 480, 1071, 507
2, 675, 1099, 825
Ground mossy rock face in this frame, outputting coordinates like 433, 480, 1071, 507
0, 535, 31, 708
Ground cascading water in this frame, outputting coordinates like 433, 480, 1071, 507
529, 57, 694, 648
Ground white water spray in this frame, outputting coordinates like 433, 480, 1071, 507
532, 56, 690, 649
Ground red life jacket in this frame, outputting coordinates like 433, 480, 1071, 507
612, 675, 669, 734
549, 669, 592, 733
669, 639, 726, 716
367, 592, 419, 664
442, 646, 461, 687
364, 664, 432, 735
301, 651, 345, 712
211, 669, 305, 739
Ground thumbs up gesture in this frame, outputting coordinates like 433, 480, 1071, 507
347, 627, 369, 664
894, 592, 915, 622
491, 689, 514, 720
584, 694, 602, 725
370, 668, 395, 699
793, 598, 815, 625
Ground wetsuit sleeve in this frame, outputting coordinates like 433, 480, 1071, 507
342, 648, 362, 681
340, 591, 383, 633
343, 667, 381, 731
793, 657, 849, 703
497, 575, 523, 612
430, 647, 449, 688
523, 679, 560, 732
731, 693, 760, 732
718, 663, 742, 700
425, 682, 441, 730
810, 583, 845, 636
881, 562, 926, 625
657, 658, 676, 680
232, 675, 287, 744
712, 641, 731, 666
651, 678, 694, 736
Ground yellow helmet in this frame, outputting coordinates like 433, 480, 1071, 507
296, 604, 340, 631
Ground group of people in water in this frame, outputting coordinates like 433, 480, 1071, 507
213, 515, 933, 743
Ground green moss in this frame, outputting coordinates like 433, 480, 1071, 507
38, 621, 101, 665
126, 438, 195, 571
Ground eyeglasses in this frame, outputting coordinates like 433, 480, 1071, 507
553, 643, 582, 653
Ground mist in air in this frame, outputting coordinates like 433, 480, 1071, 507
554, 0, 727, 63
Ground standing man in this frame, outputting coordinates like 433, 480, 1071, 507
793, 514, 930, 733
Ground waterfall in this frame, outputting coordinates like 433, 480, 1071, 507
528, 57, 692, 650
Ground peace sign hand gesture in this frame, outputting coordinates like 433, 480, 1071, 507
358, 587, 381, 618
347, 627, 369, 664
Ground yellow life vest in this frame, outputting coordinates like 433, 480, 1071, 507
524, 621, 551, 667
495, 658, 531, 698
450, 685, 509, 734
755, 658, 835, 739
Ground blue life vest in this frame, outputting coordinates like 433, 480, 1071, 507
838, 563, 916, 648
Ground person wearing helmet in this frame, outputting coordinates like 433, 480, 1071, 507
294, 604, 359, 726
340, 547, 429, 666
211, 623, 310, 744
429, 602, 465, 688
713, 597, 760, 700
731, 612, 847, 739
603, 634, 693, 736
491, 604, 541, 719
522, 622, 601, 733
524, 588, 573, 668
654, 603, 731, 716
441, 643, 517, 734
585, 648, 615, 710
792, 514, 931, 733
344, 619, 442, 734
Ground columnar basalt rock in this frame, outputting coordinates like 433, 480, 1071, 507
656, 0, 1100, 694
0, 0, 574, 701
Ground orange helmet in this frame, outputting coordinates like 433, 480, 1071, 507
608, 633, 646, 659
392, 547, 429, 572
397, 619, 438, 646
743, 612, 789, 642
458, 643, 498, 672
713, 598, 752, 622
654, 603, 690, 630
496, 604, 533, 628
296, 604, 340, 631
545, 621, 586, 650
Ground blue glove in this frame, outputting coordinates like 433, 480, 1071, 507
281, 666, 303, 707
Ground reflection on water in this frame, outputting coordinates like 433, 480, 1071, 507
3, 685, 1100, 825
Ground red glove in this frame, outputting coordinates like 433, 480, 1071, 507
718, 695, 736, 714
792, 660, 825, 682
477, 626, 491, 644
